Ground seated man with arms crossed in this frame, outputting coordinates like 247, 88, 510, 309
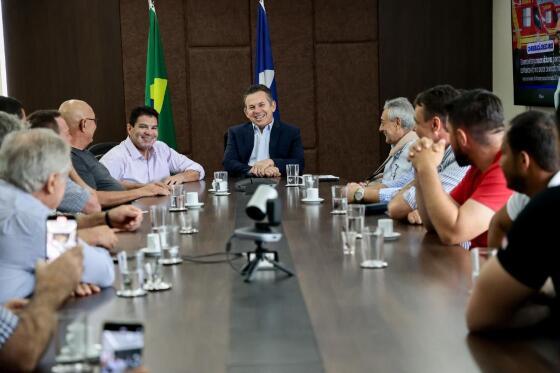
0, 129, 115, 303
100, 106, 204, 186
347, 97, 418, 204
223, 84, 304, 177
60, 99, 170, 207
488, 111, 560, 248
409, 89, 512, 247
387, 85, 469, 223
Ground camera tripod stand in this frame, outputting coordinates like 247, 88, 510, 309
240, 240, 294, 283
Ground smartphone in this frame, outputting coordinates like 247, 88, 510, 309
100, 322, 144, 373
46, 215, 77, 260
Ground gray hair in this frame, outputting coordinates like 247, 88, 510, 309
384, 97, 415, 130
0, 111, 26, 147
0, 128, 71, 193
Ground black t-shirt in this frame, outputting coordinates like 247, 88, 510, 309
498, 186, 560, 292
71, 148, 124, 192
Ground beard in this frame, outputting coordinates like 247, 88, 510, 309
453, 147, 471, 167
505, 173, 526, 193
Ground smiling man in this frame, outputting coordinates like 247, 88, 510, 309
223, 84, 304, 177
347, 97, 418, 203
100, 106, 204, 186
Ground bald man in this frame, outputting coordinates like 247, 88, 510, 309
60, 100, 170, 207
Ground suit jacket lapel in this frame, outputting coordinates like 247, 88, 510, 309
243, 123, 255, 161
269, 121, 281, 158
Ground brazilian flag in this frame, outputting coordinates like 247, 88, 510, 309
145, 0, 177, 149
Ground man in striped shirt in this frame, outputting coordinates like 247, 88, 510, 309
388, 85, 469, 223
0, 247, 82, 371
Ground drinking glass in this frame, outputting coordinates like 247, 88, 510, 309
159, 225, 182, 265
52, 310, 92, 372
213, 171, 229, 192
341, 230, 357, 255
286, 164, 302, 186
346, 204, 365, 238
360, 227, 388, 269
116, 251, 147, 298
150, 205, 167, 231
143, 249, 171, 291
331, 185, 348, 214
178, 211, 198, 234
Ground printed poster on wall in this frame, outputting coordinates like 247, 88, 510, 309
512, 0, 560, 107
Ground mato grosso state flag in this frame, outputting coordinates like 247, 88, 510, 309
255, 0, 280, 120
145, 0, 177, 149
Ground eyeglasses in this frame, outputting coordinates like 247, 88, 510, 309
82, 118, 99, 125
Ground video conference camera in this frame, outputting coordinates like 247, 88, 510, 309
234, 185, 282, 242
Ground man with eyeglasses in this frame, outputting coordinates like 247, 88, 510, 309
100, 106, 204, 186
60, 100, 170, 207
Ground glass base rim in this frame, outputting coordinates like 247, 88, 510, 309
160, 258, 183, 265
360, 259, 388, 269
116, 289, 147, 298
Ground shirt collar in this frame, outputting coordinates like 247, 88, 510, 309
124, 136, 152, 160
251, 119, 274, 134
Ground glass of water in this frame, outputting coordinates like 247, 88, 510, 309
116, 251, 147, 298
286, 164, 302, 186
331, 185, 348, 214
360, 226, 388, 269
159, 225, 182, 265
346, 204, 365, 238
150, 205, 167, 231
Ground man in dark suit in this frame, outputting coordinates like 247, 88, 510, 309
223, 84, 304, 177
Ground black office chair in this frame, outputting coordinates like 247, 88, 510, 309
223, 131, 228, 151
87, 142, 119, 160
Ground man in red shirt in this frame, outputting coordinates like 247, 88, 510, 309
409, 89, 512, 247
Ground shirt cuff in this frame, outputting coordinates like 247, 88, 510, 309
378, 187, 399, 203
0, 307, 19, 348
403, 187, 417, 209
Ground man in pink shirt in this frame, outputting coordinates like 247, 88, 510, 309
101, 106, 205, 186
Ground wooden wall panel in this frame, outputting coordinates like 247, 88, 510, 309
188, 48, 252, 174
315, 0, 377, 42
187, 0, 250, 46
316, 42, 379, 180
378, 0, 492, 105
3, 0, 125, 143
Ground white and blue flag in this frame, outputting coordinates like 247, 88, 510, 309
255, 0, 280, 120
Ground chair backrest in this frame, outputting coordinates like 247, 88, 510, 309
223, 131, 228, 152
87, 142, 119, 160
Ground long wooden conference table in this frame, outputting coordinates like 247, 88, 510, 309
38, 180, 560, 373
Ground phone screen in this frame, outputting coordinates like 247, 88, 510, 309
46, 215, 77, 260
100, 322, 144, 373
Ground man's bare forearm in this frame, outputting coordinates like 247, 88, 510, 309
416, 165, 460, 242
96, 189, 144, 208
415, 178, 434, 231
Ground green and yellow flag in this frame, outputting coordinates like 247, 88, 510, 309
145, 0, 177, 149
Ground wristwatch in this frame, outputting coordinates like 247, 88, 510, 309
354, 187, 365, 202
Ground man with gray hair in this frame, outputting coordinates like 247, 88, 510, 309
347, 97, 418, 203
0, 111, 25, 146
0, 129, 114, 303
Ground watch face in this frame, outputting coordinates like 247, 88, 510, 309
355, 188, 364, 201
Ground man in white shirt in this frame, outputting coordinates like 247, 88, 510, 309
100, 106, 204, 186
488, 111, 560, 248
